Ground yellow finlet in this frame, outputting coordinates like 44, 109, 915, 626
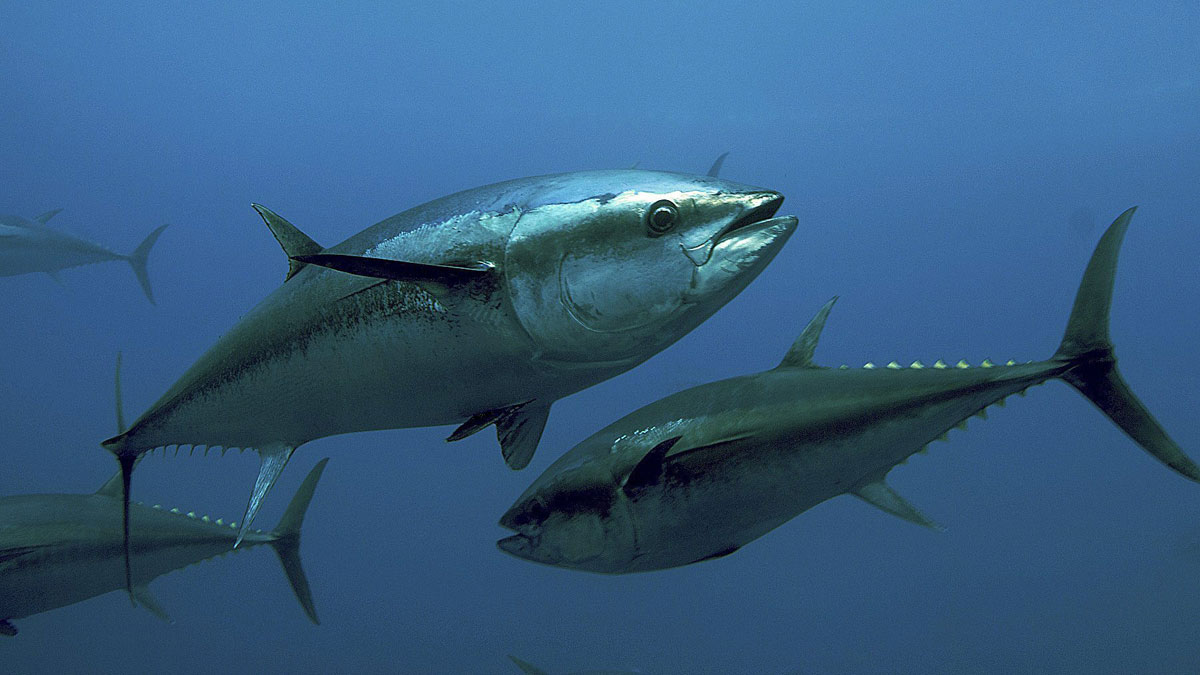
863, 362, 876, 369
887, 361, 902, 369
910, 360, 925, 369
955, 360, 970, 369
933, 359, 948, 369
1005, 359, 1016, 366
975, 409, 989, 420
954, 420, 968, 430
981, 358, 995, 368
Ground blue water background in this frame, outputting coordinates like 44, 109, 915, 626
2, 3, 1198, 673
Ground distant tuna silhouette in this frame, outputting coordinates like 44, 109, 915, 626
0, 209, 167, 303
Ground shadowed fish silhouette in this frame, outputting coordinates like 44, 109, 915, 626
0, 209, 168, 303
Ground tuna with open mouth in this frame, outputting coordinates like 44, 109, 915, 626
498, 208, 1198, 574
101, 168, 798, 585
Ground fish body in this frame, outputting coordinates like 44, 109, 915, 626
0, 210, 167, 303
499, 208, 1199, 573
0, 459, 326, 636
103, 169, 797, 539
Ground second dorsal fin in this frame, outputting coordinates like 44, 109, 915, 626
776, 296, 838, 369
251, 204, 323, 282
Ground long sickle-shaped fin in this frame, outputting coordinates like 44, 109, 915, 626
291, 253, 494, 286
236, 444, 296, 547
1052, 207, 1200, 482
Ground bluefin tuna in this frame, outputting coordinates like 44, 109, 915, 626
101, 169, 797, 582
0, 209, 167, 303
498, 208, 1198, 573
0, 458, 327, 636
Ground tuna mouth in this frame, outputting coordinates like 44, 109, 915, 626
497, 533, 536, 558
682, 193, 787, 266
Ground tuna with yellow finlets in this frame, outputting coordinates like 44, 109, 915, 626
0, 458, 328, 636
498, 208, 1199, 574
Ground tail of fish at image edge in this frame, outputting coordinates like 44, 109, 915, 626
111, 453, 328, 624
127, 224, 169, 305
1051, 206, 1199, 482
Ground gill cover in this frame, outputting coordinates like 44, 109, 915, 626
504, 191, 700, 362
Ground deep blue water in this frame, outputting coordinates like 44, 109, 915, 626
2, 3, 1199, 673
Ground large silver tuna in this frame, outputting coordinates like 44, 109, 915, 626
498, 208, 1198, 573
103, 169, 798, 557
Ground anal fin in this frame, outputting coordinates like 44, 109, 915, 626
132, 584, 173, 624
237, 445, 296, 547
853, 479, 943, 531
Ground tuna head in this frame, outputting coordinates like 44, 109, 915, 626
504, 170, 797, 369
497, 461, 636, 573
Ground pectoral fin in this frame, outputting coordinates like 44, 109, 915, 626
132, 585, 173, 624
622, 436, 682, 495
291, 253, 493, 288
853, 480, 943, 531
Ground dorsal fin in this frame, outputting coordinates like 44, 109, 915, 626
251, 204, 323, 282
622, 436, 682, 495
706, 151, 729, 178
776, 296, 838, 369
34, 208, 63, 225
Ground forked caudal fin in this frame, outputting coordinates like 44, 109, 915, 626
1053, 207, 1200, 482
127, 224, 169, 305
268, 458, 328, 625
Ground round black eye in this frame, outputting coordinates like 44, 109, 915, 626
645, 200, 679, 236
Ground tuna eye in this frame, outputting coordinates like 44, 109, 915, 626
645, 200, 679, 236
